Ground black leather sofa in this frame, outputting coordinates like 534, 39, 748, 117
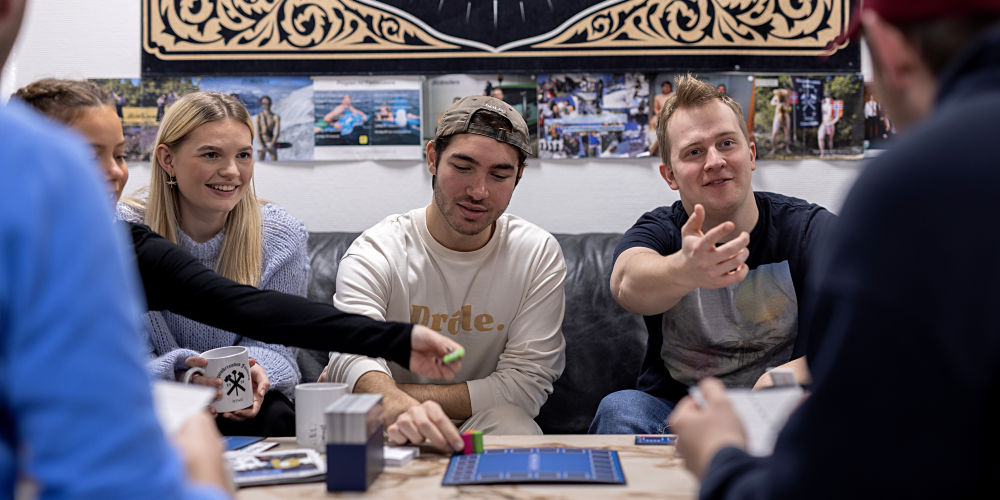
297, 232, 648, 434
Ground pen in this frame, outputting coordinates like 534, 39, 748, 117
688, 387, 707, 408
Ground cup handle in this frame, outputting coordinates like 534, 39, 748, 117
183, 366, 206, 384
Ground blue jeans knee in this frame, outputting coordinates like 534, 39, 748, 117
588, 389, 676, 434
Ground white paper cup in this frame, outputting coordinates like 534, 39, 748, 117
295, 382, 348, 450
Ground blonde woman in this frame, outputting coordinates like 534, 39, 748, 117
119, 92, 306, 436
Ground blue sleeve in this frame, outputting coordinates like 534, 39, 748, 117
0, 106, 227, 500
145, 312, 201, 380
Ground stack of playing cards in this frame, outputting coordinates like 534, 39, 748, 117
324, 394, 384, 491
324, 393, 383, 444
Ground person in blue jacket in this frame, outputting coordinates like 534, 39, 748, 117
669, 0, 1000, 497
0, 0, 230, 497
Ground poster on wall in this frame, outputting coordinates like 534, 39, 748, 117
537, 73, 650, 159
196, 77, 315, 162
424, 74, 537, 153
863, 82, 896, 150
141, 0, 860, 76
90, 77, 198, 162
312, 77, 423, 161
646, 73, 755, 158
752, 74, 864, 160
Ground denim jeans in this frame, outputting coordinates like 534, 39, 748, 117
588, 389, 676, 434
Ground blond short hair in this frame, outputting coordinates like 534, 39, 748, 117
655, 75, 749, 166
125, 92, 264, 286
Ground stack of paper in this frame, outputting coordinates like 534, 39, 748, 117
383, 446, 419, 466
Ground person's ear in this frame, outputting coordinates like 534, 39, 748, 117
659, 163, 679, 190
748, 141, 757, 172
155, 144, 175, 177
862, 11, 921, 95
426, 141, 438, 176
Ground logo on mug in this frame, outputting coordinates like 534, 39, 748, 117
224, 368, 247, 397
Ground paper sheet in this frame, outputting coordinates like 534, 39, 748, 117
152, 381, 215, 434
724, 386, 804, 456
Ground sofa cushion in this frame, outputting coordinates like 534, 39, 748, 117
299, 231, 647, 434
538, 233, 646, 434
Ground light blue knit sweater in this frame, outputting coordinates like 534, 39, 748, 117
117, 201, 308, 399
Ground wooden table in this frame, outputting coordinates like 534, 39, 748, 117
236, 435, 697, 499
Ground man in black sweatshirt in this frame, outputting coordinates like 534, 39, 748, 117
669, 1, 1000, 497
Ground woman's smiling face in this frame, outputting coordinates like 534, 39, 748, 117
158, 118, 254, 221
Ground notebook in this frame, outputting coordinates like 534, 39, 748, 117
721, 386, 804, 456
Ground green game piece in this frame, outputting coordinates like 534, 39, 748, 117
472, 429, 483, 453
443, 347, 465, 364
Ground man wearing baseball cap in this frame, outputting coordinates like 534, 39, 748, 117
323, 95, 566, 452
670, 1, 1000, 497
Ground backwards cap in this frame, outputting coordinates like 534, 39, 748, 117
435, 95, 532, 157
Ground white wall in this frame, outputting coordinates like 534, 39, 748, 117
4, 0, 865, 233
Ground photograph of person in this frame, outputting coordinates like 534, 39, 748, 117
196, 76, 314, 161
752, 75, 864, 159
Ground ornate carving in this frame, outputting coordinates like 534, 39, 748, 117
145, 0, 457, 58
144, 0, 850, 61
532, 0, 847, 51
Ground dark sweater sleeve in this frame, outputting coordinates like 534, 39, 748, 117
698, 447, 769, 500
127, 222, 412, 369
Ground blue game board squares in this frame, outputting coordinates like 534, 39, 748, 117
442, 448, 626, 486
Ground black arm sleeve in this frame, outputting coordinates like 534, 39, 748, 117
127, 222, 412, 369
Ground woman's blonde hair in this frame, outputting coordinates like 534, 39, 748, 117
125, 91, 263, 286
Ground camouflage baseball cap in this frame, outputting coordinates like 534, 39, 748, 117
435, 95, 532, 157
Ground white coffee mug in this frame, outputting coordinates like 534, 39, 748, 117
183, 346, 253, 413
295, 382, 348, 450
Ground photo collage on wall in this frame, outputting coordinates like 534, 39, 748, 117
751, 74, 865, 160
91, 72, 866, 163
537, 73, 650, 159
646, 73, 756, 159
312, 77, 423, 160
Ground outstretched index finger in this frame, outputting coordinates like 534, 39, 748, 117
700, 220, 739, 248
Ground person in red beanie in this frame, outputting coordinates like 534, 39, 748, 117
669, 1, 1000, 498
